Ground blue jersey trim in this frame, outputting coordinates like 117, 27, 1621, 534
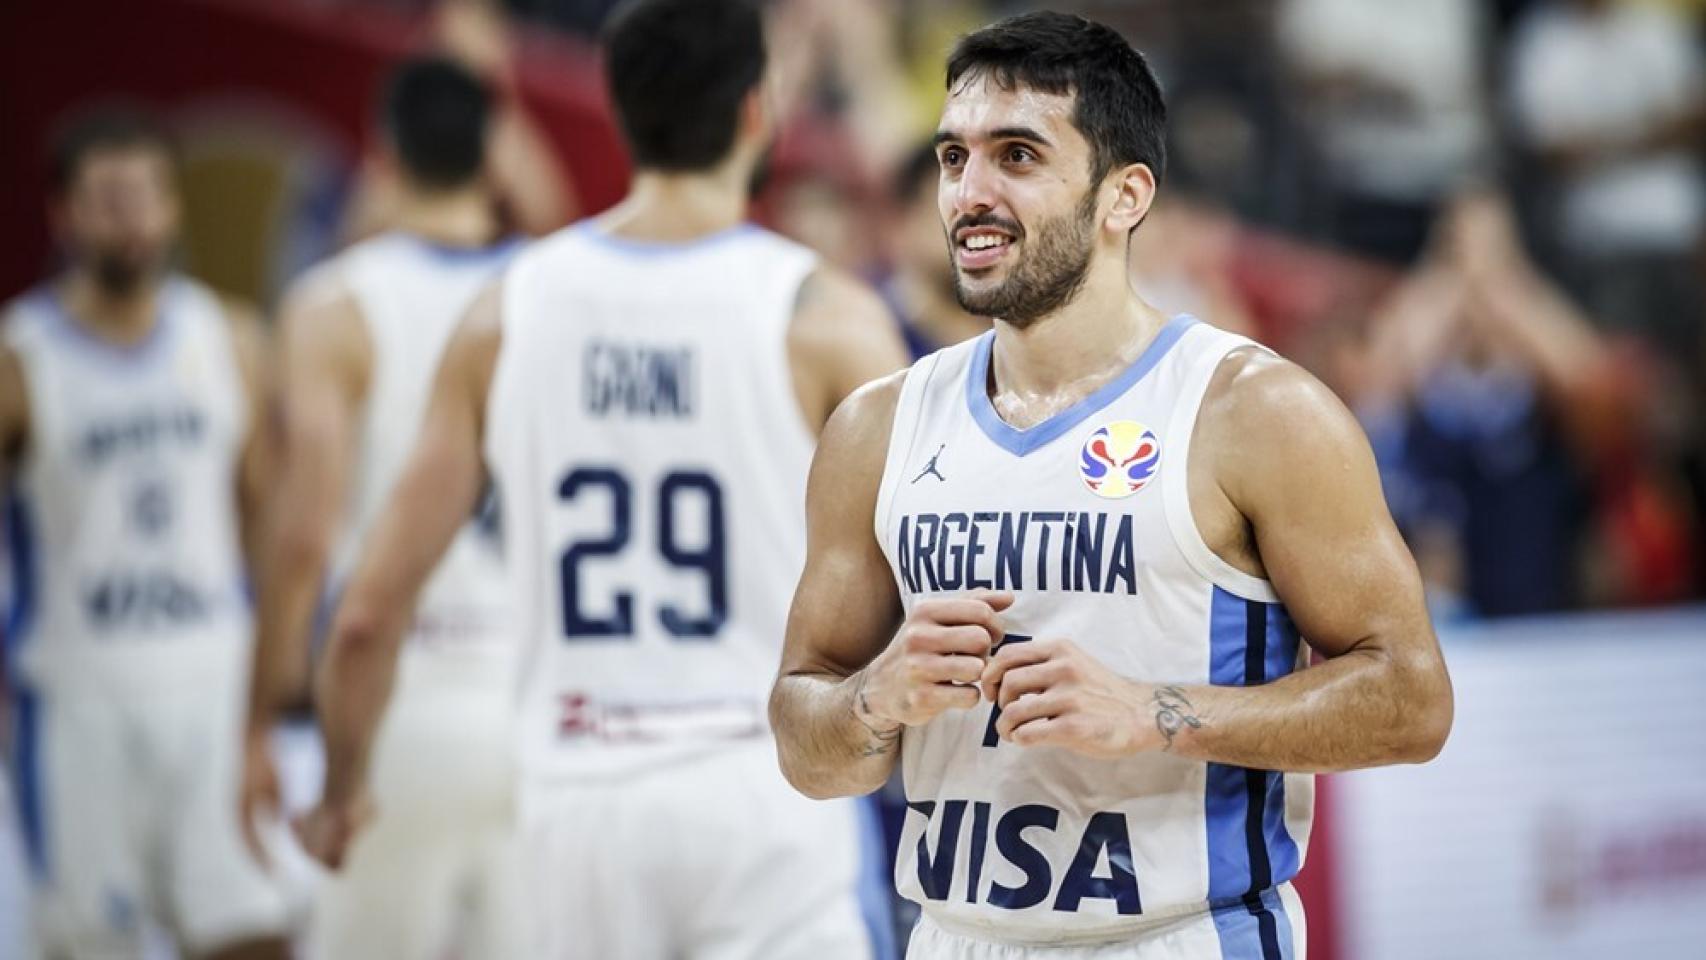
4, 495, 47, 878
1205, 587, 1302, 909
576, 220, 760, 257
37, 281, 177, 366
964, 314, 1195, 457
395, 232, 525, 266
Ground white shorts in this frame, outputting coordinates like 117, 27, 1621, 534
521, 738, 875, 960
907, 885, 1306, 960
8, 655, 288, 958
308, 647, 522, 960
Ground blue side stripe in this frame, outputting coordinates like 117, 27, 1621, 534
1261, 606, 1302, 882
3, 494, 46, 877
853, 794, 898, 960
1209, 888, 1294, 960
1205, 587, 1297, 959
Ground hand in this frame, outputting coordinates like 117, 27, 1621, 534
238, 724, 280, 868
979, 637, 1172, 758
856, 591, 1014, 733
294, 791, 374, 871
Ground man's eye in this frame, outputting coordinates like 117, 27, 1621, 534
1007, 146, 1035, 163
941, 148, 966, 168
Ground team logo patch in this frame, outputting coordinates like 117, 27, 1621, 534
1078, 420, 1161, 499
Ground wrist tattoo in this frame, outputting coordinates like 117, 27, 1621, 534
852, 673, 902, 757
1152, 684, 1204, 751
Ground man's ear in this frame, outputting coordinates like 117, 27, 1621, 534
1104, 162, 1157, 235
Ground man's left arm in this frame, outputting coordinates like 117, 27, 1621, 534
297, 283, 503, 867
984, 352, 1453, 772
221, 297, 278, 583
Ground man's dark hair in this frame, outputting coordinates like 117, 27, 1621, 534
49, 105, 176, 195
945, 12, 1166, 185
603, 0, 766, 172
380, 56, 492, 189
893, 140, 942, 206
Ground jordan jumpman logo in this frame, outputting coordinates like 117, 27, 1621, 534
911, 444, 947, 483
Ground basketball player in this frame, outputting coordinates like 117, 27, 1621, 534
0, 109, 289, 959
771, 13, 1455, 959
295, 0, 909, 957
240, 57, 523, 959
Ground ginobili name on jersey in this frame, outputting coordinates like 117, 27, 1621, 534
584, 339, 695, 418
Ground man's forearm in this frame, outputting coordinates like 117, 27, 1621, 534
247, 553, 326, 730
316, 608, 407, 806
1143, 646, 1450, 773
770, 670, 900, 799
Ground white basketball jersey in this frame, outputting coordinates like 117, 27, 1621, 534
486, 222, 818, 780
331, 233, 520, 649
3, 278, 252, 685
876, 317, 1312, 946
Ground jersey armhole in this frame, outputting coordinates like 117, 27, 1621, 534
1160, 334, 1281, 604
873, 354, 941, 550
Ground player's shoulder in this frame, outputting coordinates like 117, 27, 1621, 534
1198, 343, 1371, 492
791, 262, 890, 332
822, 365, 907, 447
1203, 346, 1342, 426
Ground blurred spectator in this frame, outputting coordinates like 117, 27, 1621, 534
1349, 192, 1616, 617
1128, 194, 1258, 338
1277, 0, 1490, 263
878, 142, 987, 358
1506, 0, 1706, 360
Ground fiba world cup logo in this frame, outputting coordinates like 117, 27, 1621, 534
1078, 421, 1161, 499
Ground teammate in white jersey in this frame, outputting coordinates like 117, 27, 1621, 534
295, 1, 910, 956
0, 109, 289, 959
772, 13, 1456, 959
239, 58, 524, 959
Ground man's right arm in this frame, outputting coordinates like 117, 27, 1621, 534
770, 373, 1009, 799
246, 274, 370, 732
238, 273, 368, 861
0, 344, 29, 474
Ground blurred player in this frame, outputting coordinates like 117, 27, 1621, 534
0, 109, 289, 959
296, 0, 909, 957
883, 142, 990, 359
772, 13, 1455, 959
240, 57, 523, 959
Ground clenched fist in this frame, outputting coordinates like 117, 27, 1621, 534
854, 591, 1014, 734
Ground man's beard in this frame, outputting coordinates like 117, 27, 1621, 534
89, 250, 158, 298
952, 190, 1096, 328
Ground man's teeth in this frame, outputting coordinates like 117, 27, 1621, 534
963, 235, 1010, 251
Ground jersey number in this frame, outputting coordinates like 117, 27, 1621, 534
982, 633, 1034, 747
557, 467, 727, 640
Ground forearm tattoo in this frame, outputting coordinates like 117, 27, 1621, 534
852, 673, 902, 758
1152, 685, 1204, 751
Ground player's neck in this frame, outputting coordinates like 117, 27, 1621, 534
987, 261, 1168, 404
603, 169, 747, 243
58, 269, 167, 347
393, 189, 498, 249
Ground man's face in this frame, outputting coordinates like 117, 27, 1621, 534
56, 147, 180, 296
934, 75, 1102, 327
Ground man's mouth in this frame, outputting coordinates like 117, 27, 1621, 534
955, 228, 1016, 270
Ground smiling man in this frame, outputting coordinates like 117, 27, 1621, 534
770, 12, 1454, 959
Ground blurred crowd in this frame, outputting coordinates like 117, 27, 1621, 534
21, 0, 1706, 625
741, 0, 1706, 620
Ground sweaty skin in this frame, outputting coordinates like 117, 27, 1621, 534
770, 74, 1452, 798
